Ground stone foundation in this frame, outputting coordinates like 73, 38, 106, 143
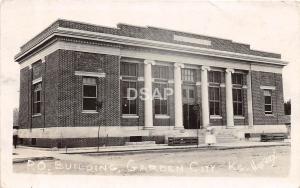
17, 125, 288, 147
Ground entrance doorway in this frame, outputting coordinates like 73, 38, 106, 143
182, 85, 200, 129
183, 104, 200, 129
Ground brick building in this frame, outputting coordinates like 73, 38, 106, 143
15, 19, 288, 147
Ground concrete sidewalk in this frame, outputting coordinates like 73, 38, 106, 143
60, 141, 291, 154
12, 141, 290, 163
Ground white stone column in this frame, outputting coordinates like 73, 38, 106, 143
174, 63, 184, 129
144, 60, 155, 129
225, 68, 235, 128
247, 71, 254, 127
201, 66, 210, 128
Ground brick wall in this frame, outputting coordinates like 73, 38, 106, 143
19, 67, 30, 129
45, 51, 60, 127
252, 71, 285, 125
59, 50, 121, 127
19, 51, 61, 129
19, 50, 121, 129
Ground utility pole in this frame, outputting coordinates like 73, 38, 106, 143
96, 100, 103, 152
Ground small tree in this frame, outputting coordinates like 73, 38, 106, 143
284, 99, 291, 115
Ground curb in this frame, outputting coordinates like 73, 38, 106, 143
68, 146, 208, 155
62, 143, 290, 155
211, 143, 290, 150
13, 156, 55, 164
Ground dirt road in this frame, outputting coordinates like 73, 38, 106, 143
13, 146, 290, 177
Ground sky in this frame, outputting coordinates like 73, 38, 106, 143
1, 0, 300, 128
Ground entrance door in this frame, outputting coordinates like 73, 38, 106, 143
182, 85, 200, 129
183, 104, 200, 129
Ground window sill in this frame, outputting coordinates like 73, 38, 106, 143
210, 115, 222, 119
155, 115, 170, 119
122, 115, 139, 118
32, 113, 42, 117
265, 114, 274, 117
234, 116, 245, 120
82, 111, 98, 114
182, 80, 196, 83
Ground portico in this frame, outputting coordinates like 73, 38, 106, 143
140, 59, 251, 130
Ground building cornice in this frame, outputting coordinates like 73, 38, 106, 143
17, 40, 284, 73
15, 27, 288, 67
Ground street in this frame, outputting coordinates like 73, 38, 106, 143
13, 145, 290, 177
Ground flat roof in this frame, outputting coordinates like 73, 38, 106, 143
15, 19, 282, 61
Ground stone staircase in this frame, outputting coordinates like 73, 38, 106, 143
198, 132, 240, 144
198, 135, 206, 144
125, 141, 157, 146
166, 129, 241, 144
216, 134, 241, 143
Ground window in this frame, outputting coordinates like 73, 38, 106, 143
209, 87, 220, 115
33, 82, 42, 114
121, 81, 137, 114
233, 88, 243, 116
208, 71, 221, 83
264, 90, 272, 114
209, 71, 221, 116
189, 89, 195, 98
155, 99, 168, 115
83, 77, 97, 111
182, 87, 195, 99
121, 62, 137, 77
121, 62, 138, 115
154, 83, 168, 115
182, 69, 195, 82
232, 73, 243, 116
153, 66, 168, 80
232, 73, 243, 85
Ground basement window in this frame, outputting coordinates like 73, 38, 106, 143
83, 77, 97, 111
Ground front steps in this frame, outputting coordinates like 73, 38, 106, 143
216, 134, 241, 143
126, 129, 242, 146
166, 134, 240, 144
125, 141, 157, 146
198, 134, 240, 144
